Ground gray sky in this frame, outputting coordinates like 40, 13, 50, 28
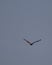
0, 0, 52, 65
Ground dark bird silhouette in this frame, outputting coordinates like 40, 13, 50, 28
24, 39, 42, 45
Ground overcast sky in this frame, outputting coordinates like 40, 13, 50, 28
0, 0, 52, 65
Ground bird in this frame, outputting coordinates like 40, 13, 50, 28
24, 39, 42, 45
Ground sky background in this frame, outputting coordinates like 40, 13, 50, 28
0, 0, 52, 65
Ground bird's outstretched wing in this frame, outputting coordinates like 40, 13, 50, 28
24, 39, 42, 45
31, 39, 42, 45
24, 39, 32, 45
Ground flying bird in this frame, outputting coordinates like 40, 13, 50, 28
24, 39, 42, 45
